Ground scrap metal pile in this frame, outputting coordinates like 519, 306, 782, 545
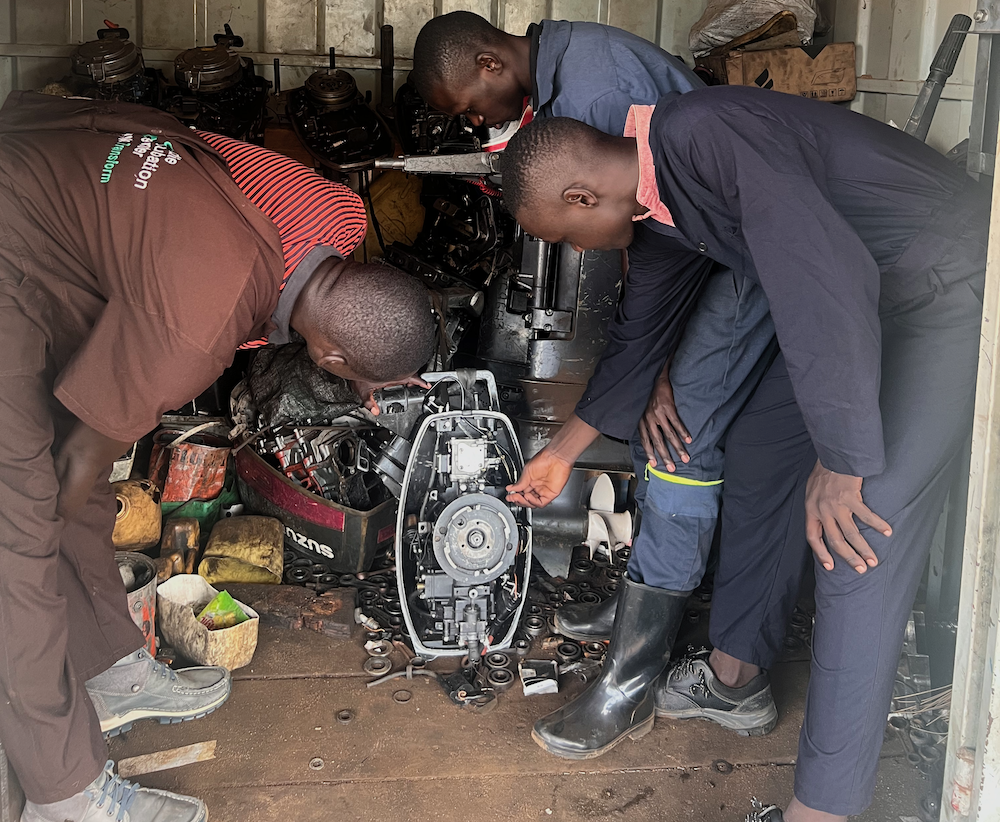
231, 343, 391, 513
340, 525, 821, 715
236, 370, 534, 662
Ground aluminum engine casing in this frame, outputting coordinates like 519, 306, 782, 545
392, 372, 531, 659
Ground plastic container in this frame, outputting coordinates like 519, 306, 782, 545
156, 575, 259, 670
235, 447, 396, 574
161, 465, 240, 534
115, 552, 157, 656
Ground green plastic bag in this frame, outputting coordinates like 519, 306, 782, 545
196, 590, 249, 630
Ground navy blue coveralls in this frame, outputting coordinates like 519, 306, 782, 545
578, 85, 987, 814
531, 20, 792, 666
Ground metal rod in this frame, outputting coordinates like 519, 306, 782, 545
373, 152, 500, 175
904, 14, 972, 142
380, 25, 395, 113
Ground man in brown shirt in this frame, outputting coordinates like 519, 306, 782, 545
0, 92, 435, 822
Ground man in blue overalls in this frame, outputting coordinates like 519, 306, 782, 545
500, 87, 988, 822
413, 11, 803, 738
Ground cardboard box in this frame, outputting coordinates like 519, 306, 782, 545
697, 42, 857, 102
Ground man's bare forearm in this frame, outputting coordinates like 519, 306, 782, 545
657, 356, 672, 381
545, 413, 600, 465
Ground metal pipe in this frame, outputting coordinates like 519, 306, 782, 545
380, 25, 394, 113
904, 15, 972, 142
373, 152, 500, 175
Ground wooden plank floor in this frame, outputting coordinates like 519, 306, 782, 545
109, 626, 928, 821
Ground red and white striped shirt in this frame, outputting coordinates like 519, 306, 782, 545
196, 130, 368, 347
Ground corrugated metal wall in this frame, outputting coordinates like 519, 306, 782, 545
0, 0, 979, 154
0, 0, 707, 109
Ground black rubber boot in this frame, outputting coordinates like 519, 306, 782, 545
532, 577, 689, 759
553, 590, 618, 641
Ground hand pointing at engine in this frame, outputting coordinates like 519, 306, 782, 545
506, 413, 601, 508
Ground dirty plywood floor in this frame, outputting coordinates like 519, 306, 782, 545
108, 623, 928, 822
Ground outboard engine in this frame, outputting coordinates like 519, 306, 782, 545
71, 26, 160, 106
288, 51, 393, 174
167, 25, 270, 142
393, 80, 487, 155
381, 371, 531, 660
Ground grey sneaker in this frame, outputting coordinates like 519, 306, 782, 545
654, 647, 778, 736
21, 760, 206, 822
87, 648, 231, 738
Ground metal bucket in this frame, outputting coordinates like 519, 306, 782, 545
149, 426, 231, 503
115, 552, 157, 656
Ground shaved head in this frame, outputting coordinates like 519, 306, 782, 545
322, 263, 436, 381
411, 12, 505, 102
411, 12, 529, 128
498, 117, 641, 250
498, 118, 617, 215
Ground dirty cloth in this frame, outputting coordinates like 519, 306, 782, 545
248, 343, 362, 430
689, 0, 821, 57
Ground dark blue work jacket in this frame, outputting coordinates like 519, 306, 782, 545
529, 19, 703, 136
576, 86, 989, 478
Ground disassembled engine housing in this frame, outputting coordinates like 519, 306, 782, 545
389, 371, 531, 659
289, 65, 394, 173
70, 27, 160, 106
168, 25, 270, 142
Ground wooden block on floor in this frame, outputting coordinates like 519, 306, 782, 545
222, 584, 357, 639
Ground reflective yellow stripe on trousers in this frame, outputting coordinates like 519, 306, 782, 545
645, 463, 724, 486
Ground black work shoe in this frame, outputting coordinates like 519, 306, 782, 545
552, 591, 618, 641
746, 799, 784, 821
654, 647, 778, 736
532, 577, 689, 760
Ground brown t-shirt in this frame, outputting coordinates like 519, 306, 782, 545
0, 92, 286, 443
